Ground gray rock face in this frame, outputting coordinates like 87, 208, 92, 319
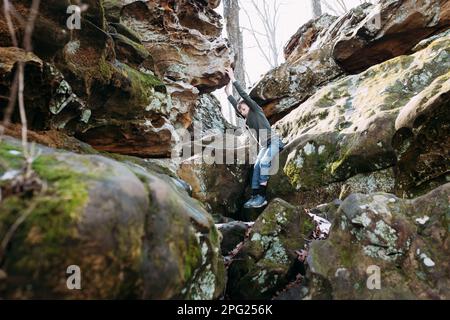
217, 221, 249, 255
268, 32, 450, 208
393, 68, 450, 197
305, 183, 450, 299
332, 0, 450, 73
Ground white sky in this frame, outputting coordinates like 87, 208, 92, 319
213, 0, 371, 123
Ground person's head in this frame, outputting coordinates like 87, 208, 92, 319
238, 101, 250, 118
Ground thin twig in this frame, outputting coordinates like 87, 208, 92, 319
2, 0, 19, 47
240, 0, 281, 68
2, 0, 41, 168
0, 199, 39, 265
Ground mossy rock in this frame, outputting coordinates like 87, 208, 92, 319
271, 32, 450, 201
306, 184, 450, 299
227, 199, 314, 299
103, 0, 126, 23
112, 33, 151, 67
0, 137, 225, 299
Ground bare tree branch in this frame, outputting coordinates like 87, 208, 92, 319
240, 0, 282, 68
1, 0, 41, 171
2, 0, 18, 46
240, 1, 274, 67
241, 26, 268, 38
0, 198, 38, 264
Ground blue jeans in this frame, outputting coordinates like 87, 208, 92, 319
251, 137, 284, 190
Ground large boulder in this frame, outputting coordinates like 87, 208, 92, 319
268, 32, 450, 207
0, 0, 232, 157
226, 199, 315, 299
250, 0, 450, 122
120, 0, 230, 92
268, 168, 396, 211
393, 63, 450, 197
176, 131, 251, 217
0, 136, 225, 299
305, 183, 450, 299
178, 158, 250, 217
249, 12, 345, 123
333, 0, 450, 73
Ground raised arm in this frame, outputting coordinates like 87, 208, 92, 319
226, 68, 262, 112
225, 72, 244, 118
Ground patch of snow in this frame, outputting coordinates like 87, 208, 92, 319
423, 258, 435, 267
8, 150, 21, 155
303, 142, 315, 155
318, 145, 326, 155
307, 211, 331, 236
415, 216, 429, 225
0, 170, 20, 181
419, 253, 435, 267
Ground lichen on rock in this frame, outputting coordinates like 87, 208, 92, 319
0, 137, 225, 299
227, 199, 314, 299
305, 184, 450, 299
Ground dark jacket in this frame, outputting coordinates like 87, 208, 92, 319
227, 81, 275, 146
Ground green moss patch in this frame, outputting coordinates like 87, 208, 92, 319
285, 140, 337, 190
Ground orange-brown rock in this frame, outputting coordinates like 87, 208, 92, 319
333, 0, 450, 73
0, 0, 232, 157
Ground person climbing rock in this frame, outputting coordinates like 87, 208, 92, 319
225, 67, 284, 209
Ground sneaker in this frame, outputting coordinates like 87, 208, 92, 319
247, 194, 267, 208
244, 196, 256, 208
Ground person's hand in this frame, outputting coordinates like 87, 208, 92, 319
226, 67, 236, 82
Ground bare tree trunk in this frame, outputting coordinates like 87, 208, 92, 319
310, 0, 322, 18
223, 0, 246, 93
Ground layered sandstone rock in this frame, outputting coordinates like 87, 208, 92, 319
250, 12, 345, 123
176, 131, 251, 217
0, 0, 232, 157
1, 0, 449, 301
393, 65, 450, 197
333, 0, 450, 73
